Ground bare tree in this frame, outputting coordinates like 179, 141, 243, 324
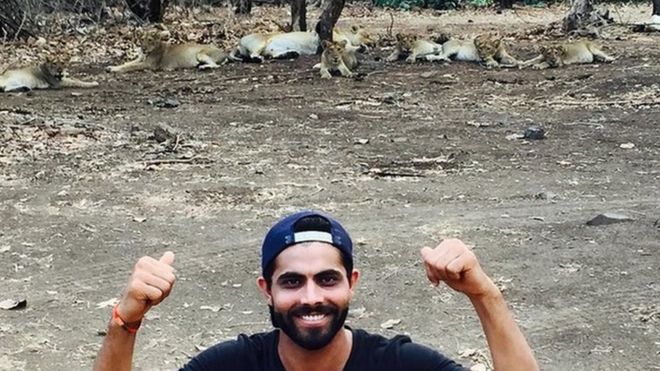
125, 0, 169, 22
0, 0, 36, 40
290, 0, 308, 31
315, 0, 344, 43
563, 0, 612, 34
232, 0, 252, 14
500, 0, 513, 10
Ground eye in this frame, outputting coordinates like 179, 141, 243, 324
318, 275, 339, 286
280, 277, 302, 288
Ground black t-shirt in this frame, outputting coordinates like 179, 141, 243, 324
179, 328, 467, 371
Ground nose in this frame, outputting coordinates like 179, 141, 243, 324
300, 281, 323, 306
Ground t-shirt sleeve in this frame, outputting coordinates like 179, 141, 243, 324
387, 335, 469, 371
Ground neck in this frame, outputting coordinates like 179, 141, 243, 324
278, 328, 352, 371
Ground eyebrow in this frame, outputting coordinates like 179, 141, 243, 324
276, 269, 343, 282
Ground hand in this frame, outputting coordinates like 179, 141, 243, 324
116, 252, 176, 323
420, 239, 497, 298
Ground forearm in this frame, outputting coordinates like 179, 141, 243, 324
469, 289, 539, 371
92, 321, 137, 371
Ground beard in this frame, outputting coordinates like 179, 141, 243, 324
269, 303, 349, 351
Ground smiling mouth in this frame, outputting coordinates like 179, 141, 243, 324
296, 313, 329, 326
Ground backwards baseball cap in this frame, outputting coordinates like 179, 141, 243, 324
261, 210, 353, 274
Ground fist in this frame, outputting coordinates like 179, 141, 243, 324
420, 239, 497, 298
116, 252, 176, 323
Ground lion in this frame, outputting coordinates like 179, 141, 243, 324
0, 62, 98, 92
315, 39, 360, 78
519, 40, 615, 69
230, 25, 374, 62
106, 33, 229, 73
386, 33, 448, 63
333, 25, 375, 51
426, 34, 520, 67
230, 31, 320, 62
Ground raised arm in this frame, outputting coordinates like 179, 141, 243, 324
93, 252, 176, 371
420, 239, 539, 371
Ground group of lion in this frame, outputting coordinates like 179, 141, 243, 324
0, 23, 615, 92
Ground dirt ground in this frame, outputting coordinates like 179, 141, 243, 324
1, 4, 659, 371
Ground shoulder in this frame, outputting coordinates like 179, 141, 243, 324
350, 329, 468, 371
179, 330, 279, 371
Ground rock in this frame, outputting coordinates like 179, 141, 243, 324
586, 213, 633, 226
160, 98, 180, 108
148, 97, 180, 108
0, 298, 27, 310
619, 142, 635, 149
535, 191, 558, 200
152, 123, 179, 143
523, 126, 545, 140
506, 133, 524, 140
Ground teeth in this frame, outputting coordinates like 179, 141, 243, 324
301, 314, 325, 321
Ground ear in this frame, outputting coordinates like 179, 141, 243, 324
348, 269, 360, 297
321, 40, 332, 49
395, 33, 403, 41
339, 39, 347, 47
256, 276, 273, 305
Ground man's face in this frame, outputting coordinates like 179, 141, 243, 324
258, 242, 358, 350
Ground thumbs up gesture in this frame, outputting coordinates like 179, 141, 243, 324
115, 252, 176, 324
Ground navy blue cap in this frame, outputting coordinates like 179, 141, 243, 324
261, 210, 353, 273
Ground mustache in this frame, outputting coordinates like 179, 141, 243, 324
289, 304, 337, 317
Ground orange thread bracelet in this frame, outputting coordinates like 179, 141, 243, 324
112, 304, 142, 334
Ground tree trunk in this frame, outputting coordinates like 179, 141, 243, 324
125, 0, 167, 22
500, 0, 513, 9
315, 0, 345, 46
233, 0, 252, 14
290, 0, 307, 31
563, 0, 611, 34
653, 0, 660, 15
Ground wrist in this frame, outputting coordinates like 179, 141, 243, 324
467, 281, 502, 303
112, 304, 142, 334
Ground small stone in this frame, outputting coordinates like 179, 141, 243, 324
152, 123, 179, 143
160, 98, 180, 108
523, 126, 545, 140
380, 318, 402, 329
619, 142, 635, 149
586, 213, 633, 226
309, 114, 319, 120
535, 192, 558, 200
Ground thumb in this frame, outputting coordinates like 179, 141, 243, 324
159, 251, 175, 266
420, 246, 434, 261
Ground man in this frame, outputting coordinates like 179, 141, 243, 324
93, 210, 539, 371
